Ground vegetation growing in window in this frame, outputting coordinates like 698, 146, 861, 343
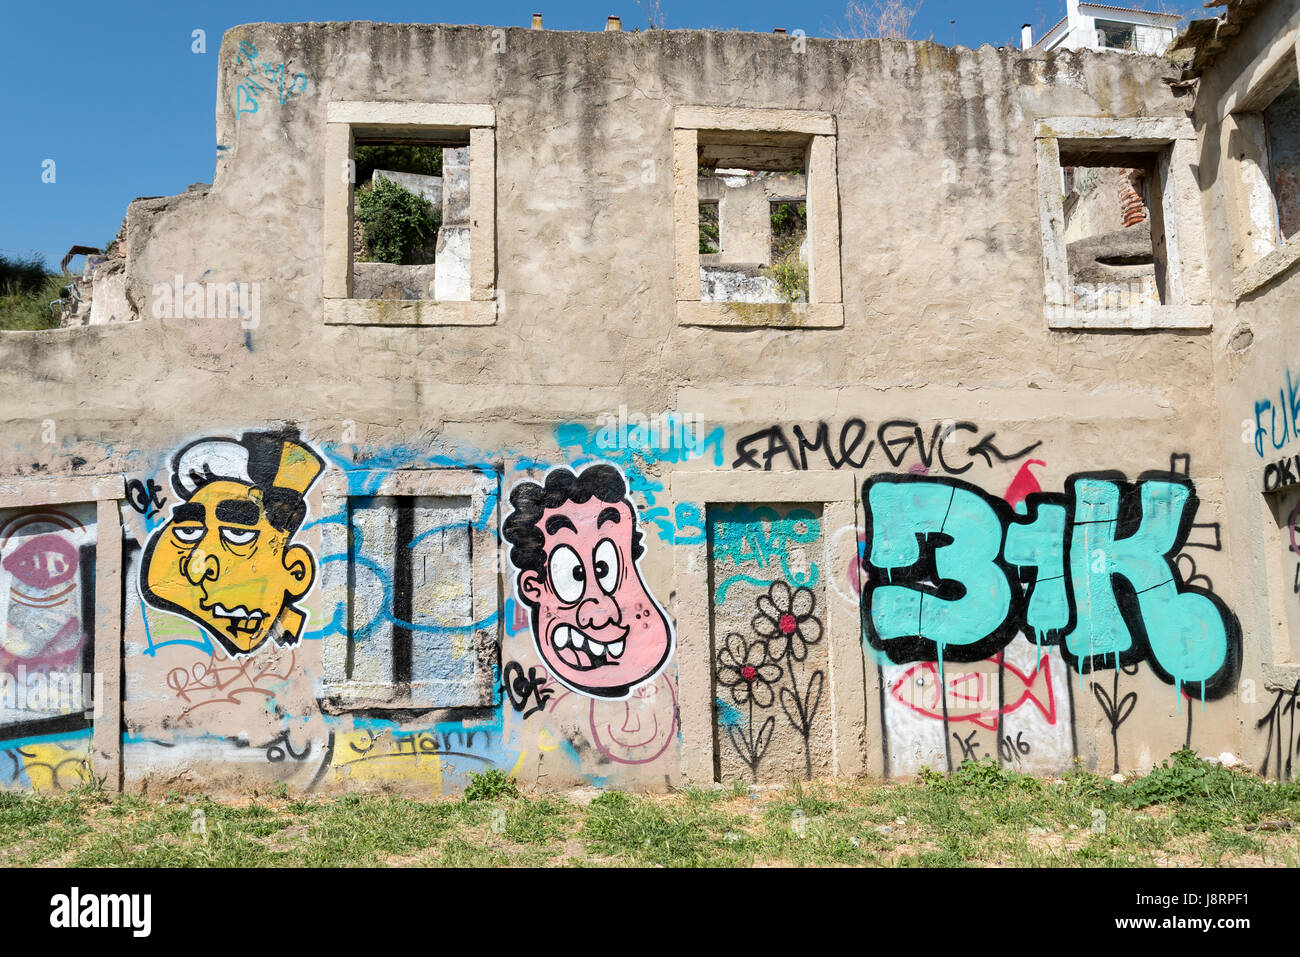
766, 201, 809, 302
699, 202, 720, 254
356, 177, 441, 265
765, 251, 809, 303
770, 201, 807, 261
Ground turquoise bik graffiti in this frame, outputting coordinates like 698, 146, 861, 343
860, 471, 1241, 700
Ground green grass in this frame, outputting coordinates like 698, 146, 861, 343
0, 252, 82, 330
0, 270, 79, 331
1, 754, 1297, 867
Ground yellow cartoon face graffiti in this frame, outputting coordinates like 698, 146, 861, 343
140, 430, 323, 656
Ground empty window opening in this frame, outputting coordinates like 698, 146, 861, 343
1060, 150, 1169, 312
1264, 79, 1300, 243
1095, 20, 1136, 51
697, 136, 810, 305
350, 137, 469, 302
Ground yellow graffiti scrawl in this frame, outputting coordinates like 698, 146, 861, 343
140, 429, 324, 656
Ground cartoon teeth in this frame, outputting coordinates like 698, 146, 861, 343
550, 626, 627, 667
211, 604, 264, 621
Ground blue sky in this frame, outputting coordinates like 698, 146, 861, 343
1, 0, 1195, 271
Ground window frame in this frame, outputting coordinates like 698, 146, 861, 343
0, 476, 124, 791
319, 468, 500, 709
1221, 42, 1300, 299
323, 101, 497, 326
1034, 116, 1211, 330
669, 471, 863, 784
672, 106, 843, 329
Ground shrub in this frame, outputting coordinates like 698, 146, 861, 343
764, 250, 809, 303
356, 177, 440, 265
699, 203, 720, 253
464, 768, 519, 802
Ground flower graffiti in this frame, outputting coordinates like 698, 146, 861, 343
752, 580, 824, 663
717, 631, 783, 708
716, 632, 780, 778
715, 581, 827, 781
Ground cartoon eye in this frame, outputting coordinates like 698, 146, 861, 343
219, 527, 259, 547
172, 526, 205, 545
548, 545, 584, 603
593, 538, 619, 595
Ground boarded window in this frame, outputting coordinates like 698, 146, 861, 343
0, 504, 96, 744
321, 470, 500, 711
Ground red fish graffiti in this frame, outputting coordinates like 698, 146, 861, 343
3, 534, 79, 592
889, 653, 1056, 731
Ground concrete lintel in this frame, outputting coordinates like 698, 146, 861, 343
323, 298, 497, 326
0, 475, 124, 509
1262, 663, 1300, 695
675, 106, 835, 136
327, 101, 496, 128
1035, 116, 1195, 142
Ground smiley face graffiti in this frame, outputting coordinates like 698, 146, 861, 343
503, 464, 674, 699
140, 429, 324, 656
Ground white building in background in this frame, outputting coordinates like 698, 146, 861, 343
1021, 1, 1183, 55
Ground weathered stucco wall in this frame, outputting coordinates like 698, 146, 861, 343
1196, 0, 1300, 782
0, 19, 1273, 794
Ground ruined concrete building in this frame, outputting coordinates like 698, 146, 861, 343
0, 0, 1298, 795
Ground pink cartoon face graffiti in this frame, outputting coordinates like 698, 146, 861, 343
504, 465, 674, 699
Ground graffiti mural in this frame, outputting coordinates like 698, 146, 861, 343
502, 464, 674, 700
709, 504, 828, 782
233, 40, 310, 120
732, 419, 1042, 474
863, 460, 1241, 775
0, 506, 96, 744
140, 428, 325, 657
861, 470, 1241, 695
1258, 680, 1300, 781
